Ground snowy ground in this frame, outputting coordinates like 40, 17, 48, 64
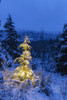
0, 69, 67, 100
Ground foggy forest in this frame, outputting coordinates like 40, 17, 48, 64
0, 0, 67, 100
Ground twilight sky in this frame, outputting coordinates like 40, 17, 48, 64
0, 0, 67, 33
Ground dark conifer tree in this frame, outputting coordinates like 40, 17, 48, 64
3, 14, 20, 58
55, 24, 67, 74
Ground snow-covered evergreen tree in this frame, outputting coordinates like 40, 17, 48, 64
13, 36, 35, 83
3, 14, 20, 58
55, 24, 67, 74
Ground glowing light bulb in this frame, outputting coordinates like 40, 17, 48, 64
21, 72, 25, 76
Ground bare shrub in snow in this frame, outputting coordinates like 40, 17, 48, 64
38, 71, 53, 96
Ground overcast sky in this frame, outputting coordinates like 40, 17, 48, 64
0, 0, 67, 33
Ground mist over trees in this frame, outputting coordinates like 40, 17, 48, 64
0, 14, 67, 75
0, 1, 67, 100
